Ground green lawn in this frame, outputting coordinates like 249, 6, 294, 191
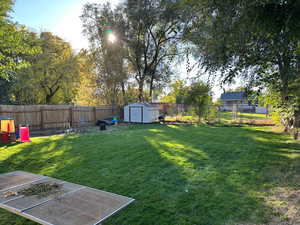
0, 124, 300, 225
166, 112, 269, 123
220, 112, 268, 120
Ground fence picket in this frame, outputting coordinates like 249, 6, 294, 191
0, 105, 119, 130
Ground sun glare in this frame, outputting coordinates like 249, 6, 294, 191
108, 33, 116, 43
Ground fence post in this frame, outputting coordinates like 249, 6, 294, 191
40, 107, 45, 130
69, 106, 73, 127
218, 106, 221, 124
93, 107, 97, 124
119, 106, 123, 120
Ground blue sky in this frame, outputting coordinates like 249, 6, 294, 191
11, 0, 120, 50
12, 0, 81, 31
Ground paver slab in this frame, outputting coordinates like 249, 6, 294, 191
0, 177, 62, 204
0, 171, 43, 191
0, 171, 134, 225
25, 187, 134, 225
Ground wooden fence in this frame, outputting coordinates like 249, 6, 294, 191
0, 105, 120, 130
151, 103, 188, 115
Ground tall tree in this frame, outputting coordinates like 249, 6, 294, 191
0, 0, 40, 103
185, 0, 300, 131
186, 81, 212, 122
81, 0, 187, 102
75, 50, 99, 106
124, 0, 184, 101
161, 80, 189, 103
0, 0, 39, 79
81, 3, 130, 105
11, 32, 80, 104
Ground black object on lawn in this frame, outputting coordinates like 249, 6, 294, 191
96, 120, 114, 126
158, 113, 166, 123
99, 122, 106, 131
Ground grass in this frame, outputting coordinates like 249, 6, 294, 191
166, 112, 268, 121
219, 112, 274, 126
220, 112, 268, 121
221, 112, 267, 119
0, 124, 300, 225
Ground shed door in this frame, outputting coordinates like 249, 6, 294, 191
129, 106, 143, 123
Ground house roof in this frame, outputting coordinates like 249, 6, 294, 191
220, 91, 246, 101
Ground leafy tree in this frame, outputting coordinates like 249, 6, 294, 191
0, 0, 40, 80
92, 39, 129, 106
81, 3, 130, 106
0, 0, 12, 17
122, 86, 143, 104
161, 80, 189, 103
11, 32, 80, 104
124, 0, 185, 101
81, 0, 187, 102
263, 82, 300, 137
75, 50, 99, 106
0, 0, 40, 103
185, 0, 300, 132
186, 81, 212, 122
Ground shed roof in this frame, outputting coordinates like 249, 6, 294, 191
126, 102, 158, 108
220, 92, 246, 101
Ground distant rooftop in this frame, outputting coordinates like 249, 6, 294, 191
220, 91, 246, 101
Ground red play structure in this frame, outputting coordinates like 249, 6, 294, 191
0, 117, 16, 144
0, 116, 31, 143
19, 126, 31, 142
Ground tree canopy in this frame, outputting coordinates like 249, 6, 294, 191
160, 80, 189, 104
0, 0, 40, 79
186, 81, 212, 121
184, 0, 300, 131
11, 32, 80, 104
81, 0, 187, 102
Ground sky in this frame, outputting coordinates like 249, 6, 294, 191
11, 0, 239, 99
12, 0, 120, 50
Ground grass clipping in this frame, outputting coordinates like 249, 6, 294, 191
8, 182, 63, 198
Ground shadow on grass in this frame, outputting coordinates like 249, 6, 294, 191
220, 112, 268, 120
148, 125, 300, 223
0, 124, 299, 225
0, 142, 22, 149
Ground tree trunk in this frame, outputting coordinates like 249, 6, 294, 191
111, 84, 117, 107
277, 58, 293, 133
149, 73, 155, 101
45, 86, 60, 104
45, 94, 52, 104
292, 110, 300, 139
121, 81, 126, 105
138, 80, 144, 102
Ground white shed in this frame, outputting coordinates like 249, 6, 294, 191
124, 103, 160, 123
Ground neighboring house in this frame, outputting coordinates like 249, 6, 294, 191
220, 91, 269, 113
220, 91, 254, 112
221, 91, 248, 105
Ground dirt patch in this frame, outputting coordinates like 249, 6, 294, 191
4, 182, 63, 198
264, 187, 300, 224
235, 119, 275, 126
